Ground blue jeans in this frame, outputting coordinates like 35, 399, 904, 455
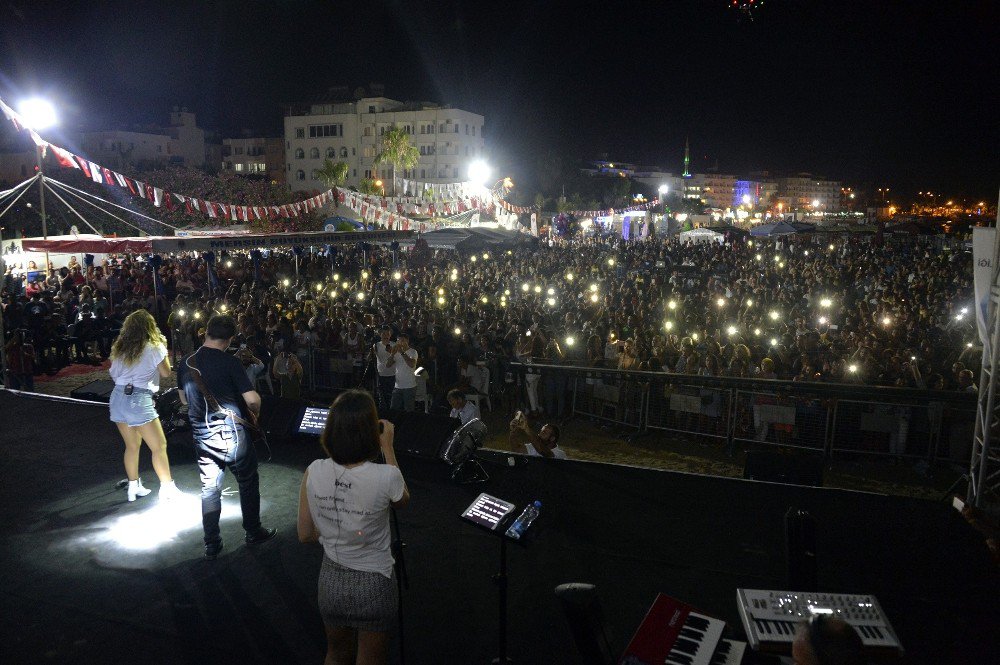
391, 387, 416, 412
196, 425, 261, 545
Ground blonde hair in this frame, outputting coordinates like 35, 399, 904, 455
110, 309, 167, 366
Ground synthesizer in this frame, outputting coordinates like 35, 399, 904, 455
621, 593, 745, 665
736, 588, 903, 657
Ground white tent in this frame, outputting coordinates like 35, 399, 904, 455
679, 228, 724, 245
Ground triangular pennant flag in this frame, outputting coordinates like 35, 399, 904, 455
49, 145, 79, 169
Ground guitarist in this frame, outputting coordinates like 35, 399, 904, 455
177, 314, 276, 559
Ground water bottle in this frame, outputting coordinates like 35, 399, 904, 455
505, 500, 542, 540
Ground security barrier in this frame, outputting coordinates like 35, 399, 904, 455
510, 362, 976, 461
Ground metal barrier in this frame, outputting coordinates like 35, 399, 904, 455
310, 348, 360, 392
511, 362, 977, 461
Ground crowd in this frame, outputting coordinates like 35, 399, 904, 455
1, 230, 980, 412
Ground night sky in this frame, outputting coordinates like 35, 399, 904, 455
1, 0, 996, 199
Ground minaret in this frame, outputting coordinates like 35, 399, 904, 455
682, 136, 691, 178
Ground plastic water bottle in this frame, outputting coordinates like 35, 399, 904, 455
505, 501, 542, 540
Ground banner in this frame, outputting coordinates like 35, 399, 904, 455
972, 227, 995, 354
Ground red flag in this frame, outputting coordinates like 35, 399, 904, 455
75, 156, 92, 178
50, 145, 79, 169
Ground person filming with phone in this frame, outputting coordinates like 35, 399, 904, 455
508, 410, 567, 459
297, 389, 410, 665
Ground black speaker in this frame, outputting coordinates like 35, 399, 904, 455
743, 450, 823, 487
381, 409, 461, 459
70, 379, 115, 403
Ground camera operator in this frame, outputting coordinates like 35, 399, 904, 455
508, 410, 567, 459
386, 333, 418, 412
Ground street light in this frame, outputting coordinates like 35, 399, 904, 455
468, 160, 492, 185
18, 98, 58, 270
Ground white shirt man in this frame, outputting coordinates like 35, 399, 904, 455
387, 334, 418, 411
447, 390, 481, 425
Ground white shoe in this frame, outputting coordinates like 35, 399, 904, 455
159, 480, 183, 501
127, 479, 152, 503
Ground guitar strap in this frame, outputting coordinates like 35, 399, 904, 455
187, 349, 260, 433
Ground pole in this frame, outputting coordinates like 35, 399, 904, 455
36, 144, 50, 271
0, 293, 8, 390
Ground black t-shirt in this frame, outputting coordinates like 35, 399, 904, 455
177, 347, 254, 440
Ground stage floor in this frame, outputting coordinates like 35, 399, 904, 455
0, 390, 996, 664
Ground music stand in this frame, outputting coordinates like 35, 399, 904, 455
461, 492, 527, 664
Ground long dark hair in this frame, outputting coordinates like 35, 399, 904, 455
321, 389, 380, 465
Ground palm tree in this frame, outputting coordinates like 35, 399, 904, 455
316, 159, 349, 188
373, 126, 419, 197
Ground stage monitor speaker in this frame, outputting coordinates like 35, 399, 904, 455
258, 394, 308, 440
70, 379, 115, 403
382, 409, 461, 459
743, 450, 823, 488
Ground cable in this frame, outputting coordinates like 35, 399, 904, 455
38, 181, 102, 234
0, 174, 39, 221
44, 176, 180, 231
46, 179, 153, 235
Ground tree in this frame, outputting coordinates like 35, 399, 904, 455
315, 159, 349, 188
373, 126, 419, 196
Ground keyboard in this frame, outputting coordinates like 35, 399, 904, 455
736, 588, 903, 656
621, 593, 739, 665
710, 639, 746, 665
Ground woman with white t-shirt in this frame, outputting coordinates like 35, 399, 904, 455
108, 309, 181, 502
297, 389, 409, 665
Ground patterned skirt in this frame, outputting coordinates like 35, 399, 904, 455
318, 555, 397, 632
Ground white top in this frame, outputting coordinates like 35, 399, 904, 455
450, 401, 481, 425
306, 459, 405, 578
374, 341, 396, 377
393, 348, 418, 389
109, 343, 167, 392
462, 364, 486, 393
525, 443, 568, 460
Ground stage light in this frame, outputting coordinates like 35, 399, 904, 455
439, 418, 488, 482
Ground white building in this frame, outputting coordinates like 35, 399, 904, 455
78, 108, 207, 170
283, 88, 485, 192
775, 174, 842, 214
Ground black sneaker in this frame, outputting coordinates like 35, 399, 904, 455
205, 540, 224, 560
245, 527, 276, 546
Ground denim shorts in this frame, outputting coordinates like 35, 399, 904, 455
109, 385, 159, 427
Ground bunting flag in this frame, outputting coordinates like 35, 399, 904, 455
0, 94, 337, 223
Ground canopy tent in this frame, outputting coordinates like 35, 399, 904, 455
20, 229, 412, 255
679, 228, 724, 244
750, 221, 813, 236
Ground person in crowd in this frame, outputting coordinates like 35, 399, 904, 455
4, 329, 35, 391
387, 332, 418, 412
373, 325, 396, 411
108, 309, 181, 502
508, 410, 567, 459
447, 388, 481, 424
791, 615, 865, 665
177, 314, 274, 559
272, 349, 304, 398
297, 390, 409, 665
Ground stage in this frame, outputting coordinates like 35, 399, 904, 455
0, 390, 996, 664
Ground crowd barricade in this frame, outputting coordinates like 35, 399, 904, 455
310, 348, 358, 392
510, 362, 977, 461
